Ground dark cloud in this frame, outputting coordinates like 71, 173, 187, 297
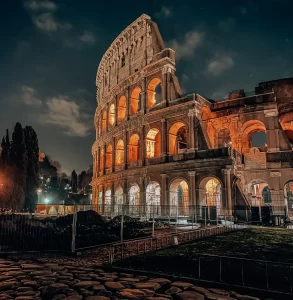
1, 0, 293, 174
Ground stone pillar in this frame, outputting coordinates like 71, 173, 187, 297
222, 169, 233, 218
105, 104, 109, 132
142, 125, 146, 166
114, 95, 118, 126
161, 118, 167, 156
161, 67, 167, 103
188, 110, 195, 151
111, 184, 115, 213
188, 171, 196, 206
265, 109, 280, 152
141, 74, 147, 113
124, 133, 128, 169
112, 137, 116, 172
126, 87, 130, 120
102, 144, 106, 175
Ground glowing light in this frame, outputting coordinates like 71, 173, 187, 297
44, 198, 49, 204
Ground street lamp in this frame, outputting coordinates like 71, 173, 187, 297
45, 198, 49, 215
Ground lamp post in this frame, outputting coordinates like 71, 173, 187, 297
45, 197, 49, 215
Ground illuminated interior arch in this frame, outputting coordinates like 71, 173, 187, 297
284, 180, 293, 218
104, 188, 112, 215
105, 144, 113, 169
130, 87, 141, 115
128, 134, 140, 162
169, 178, 189, 216
146, 128, 161, 158
114, 185, 124, 215
217, 128, 231, 148
245, 180, 271, 207
199, 176, 222, 220
147, 77, 162, 108
128, 183, 140, 206
101, 110, 107, 132
108, 104, 115, 127
146, 181, 161, 216
241, 120, 267, 152
115, 139, 125, 166
117, 96, 126, 122
168, 122, 188, 155
99, 147, 104, 172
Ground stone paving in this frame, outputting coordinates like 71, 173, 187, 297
0, 257, 263, 300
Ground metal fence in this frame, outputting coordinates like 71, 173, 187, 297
184, 253, 293, 294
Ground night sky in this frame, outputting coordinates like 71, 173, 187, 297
1, 0, 292, 174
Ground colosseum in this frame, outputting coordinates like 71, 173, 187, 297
92, 14, 293, 225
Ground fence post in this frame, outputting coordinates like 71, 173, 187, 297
198, 255, 201, 279
219, 257, 222, 282
71, 203, 77, 253
265, 262, 269, 290
121, 205, 124, 243
152, 211, 155, 238
241, 259, 244, 286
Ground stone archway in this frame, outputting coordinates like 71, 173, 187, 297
199, 177, 222, 222
128, 134, 140, 162
128, 183, 140, 216
108, 104, 115, 127
146, 128, 161, 158
99, 147, 104, 172
169, 178, 189, 216
147, 78, 162, 108
217, 128, 231, 148
114, 185, 124, 216
245, 180, 272, 223
101, 110, 107, 132
130, 87, 141, 115
118, 96, 126, 122
146, 181, 161, 216
105, 144, 113, 170
115, 140, 125, 166
105, 188, 112, 216
168, 122, 188, 155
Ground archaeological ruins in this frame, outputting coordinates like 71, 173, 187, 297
92, 14, 293, 225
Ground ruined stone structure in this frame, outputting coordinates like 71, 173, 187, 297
92, 14, 293, 224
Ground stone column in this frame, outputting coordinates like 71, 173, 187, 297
112, 137, 116, 172
265, 109, 280, 152
126, 87, 130, 120
105, 104, 109, 132
142, 125, 146, 166
111, 184, 115, 213
160, 174, 168, 216
161, 67, 167, 104
188, 171, 196, 206
124, 133, 128, 170
114, 95, 118, 126
222, 169, 233, 218
141, 74, 147, 113
188, 110, 195, 151
102, 144, 106, 175
161, 118, 167, 156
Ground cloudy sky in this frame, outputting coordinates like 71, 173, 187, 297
1, 0, 292, 174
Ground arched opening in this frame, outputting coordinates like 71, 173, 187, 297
241, 120, 267, 153
99, 147, 104, 172
169, 178, 189, 216
146, 181, 161, 216
105, 188, 112, 215
117, 96, 126, 122
146, 128, 161, 158
168, 122, 188, 155
115, 140, 125, 166
105, 144, 113, 169
130, 87, 141, 115
114, 185, 124, 215
217, 128, 231, 148
285, 130, 293, 148
284, 181, 293, 219
102, 110, 107, 132
199, 177, 222, 222
147, 78, 162, 108
108, 104, 115, 127
128, 183, 140, 216
128, 134, 140, 162
245, 180, 272, 223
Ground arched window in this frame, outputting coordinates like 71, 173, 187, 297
147, 78, 162, 108
108, 104, 115, 127
101, 110, 107, 132
168, 122, 188, 155
117, 96, 126, 122
105, 144, 113, 169
128, 134, 140, 162
115, 140, 125, 166
146, 128, 161, 158
130, 87, 141, 115
169, 178, 189, 216
217, 128, 231, 148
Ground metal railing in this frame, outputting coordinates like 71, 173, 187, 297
108, 225, 245, 264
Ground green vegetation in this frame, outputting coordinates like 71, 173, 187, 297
115, 228, 293, 273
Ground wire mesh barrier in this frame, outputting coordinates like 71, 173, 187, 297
0, 211, 72, 252
108, 225, 245, 264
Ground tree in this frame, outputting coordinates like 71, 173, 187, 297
71, 170, 78, 193
9, 123, 27, 208
78, 170, 87, 192
0, 129, 10, 168
23, 126, 39, 212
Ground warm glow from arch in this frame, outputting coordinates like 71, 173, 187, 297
118, 96, 126, 122
217, 128, 231, 148
102, 110, 107, 132
99, 147, 104, 171
146, 128, 161, 158
115, 139, 125, 166
241, 120, 266, 152
130, 87, 141, 115
108, 104, 115, 127
128, 134, 140, 162
147, 77, 161, 108
105, 144, 113, 169
168, 122, 187, 155
169, 178, 189, 214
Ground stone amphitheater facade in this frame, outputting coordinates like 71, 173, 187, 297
92, 14, 293, 224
